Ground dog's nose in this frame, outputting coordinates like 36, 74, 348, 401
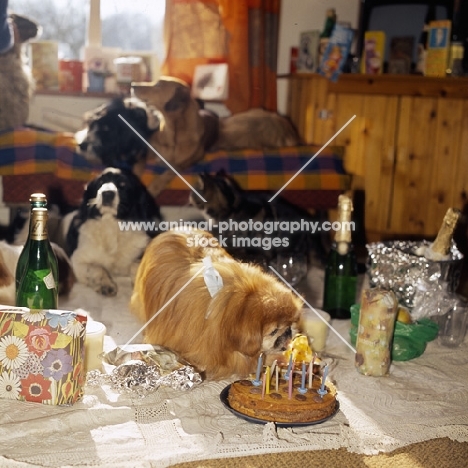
101, 190, 116, 206
79, 141, 88, 152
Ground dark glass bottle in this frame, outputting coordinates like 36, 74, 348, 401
16, 207, 58, 309
320, 8, 337, 39
322, 194, 358, 319
15, 193, 58, 293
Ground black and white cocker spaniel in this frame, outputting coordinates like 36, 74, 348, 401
66, 167, 161, 296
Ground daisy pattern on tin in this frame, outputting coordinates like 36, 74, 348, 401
22, 309, 46, 323
0, 371, 21, 400
62, 318, 85, 338
0, 335, 29, 370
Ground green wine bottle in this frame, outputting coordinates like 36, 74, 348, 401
16, 207, 58, 310
322, 194, 358, 319
15, 193, 59, 293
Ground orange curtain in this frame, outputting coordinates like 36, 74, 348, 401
162, 0, 281, 113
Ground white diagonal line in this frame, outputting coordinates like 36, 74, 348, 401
268, 114, 356, 202
120, 265, 206, 350
268, 265, 356, 353
118, 114, 207, 202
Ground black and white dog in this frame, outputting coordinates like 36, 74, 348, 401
66, 168, 162, 296
74, 97, 161, 176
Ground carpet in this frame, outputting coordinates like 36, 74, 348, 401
170, 437, 468, 468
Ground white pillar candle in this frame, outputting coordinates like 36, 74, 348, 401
85, 320, 106, 372
299, 308, 331, 352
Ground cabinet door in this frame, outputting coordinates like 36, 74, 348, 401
392, 96, 468, 236
287, 75, 329, 144
307, 92, 399, 239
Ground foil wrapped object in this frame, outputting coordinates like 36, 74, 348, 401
87, 345, 203, 397
366, 240, 463, 319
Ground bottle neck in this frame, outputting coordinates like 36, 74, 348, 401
334, 201, 353, 244
431, 208, 460, 255
28, 200, 47, 235
30, 217, 48, 241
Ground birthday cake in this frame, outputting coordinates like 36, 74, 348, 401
227, 373, 338, 423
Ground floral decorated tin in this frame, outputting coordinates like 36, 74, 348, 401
0, 306, 87, 405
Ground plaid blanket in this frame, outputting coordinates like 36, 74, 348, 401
0, 128, 351, 191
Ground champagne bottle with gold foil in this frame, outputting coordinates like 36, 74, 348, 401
16, 208, 58, 309
425, 207, 461, 261
15, 193, 58, 293
322, 194, 358, 319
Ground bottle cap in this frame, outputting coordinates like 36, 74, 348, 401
30, 193, 47, 202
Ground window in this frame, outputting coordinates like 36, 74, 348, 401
9, 0, 165, 62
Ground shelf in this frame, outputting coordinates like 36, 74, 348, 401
280, 73, 468, 99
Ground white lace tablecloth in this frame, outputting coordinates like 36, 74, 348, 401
1, 281, 468, 467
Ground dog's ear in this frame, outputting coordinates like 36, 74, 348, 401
207, 281, 264, 358
164, 85, 191, 112
194, 173, 205, 190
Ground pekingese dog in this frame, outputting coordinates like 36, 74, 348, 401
130, 229, 303, 380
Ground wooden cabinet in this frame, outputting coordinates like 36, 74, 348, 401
284, 73, 468, 240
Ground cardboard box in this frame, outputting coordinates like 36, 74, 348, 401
0, 306, 87, 405
425, 20, 451, 77
319, 24, 354, 82
389, 36, 414, 74
297, 30, 320, 73
361, 31, 386, 74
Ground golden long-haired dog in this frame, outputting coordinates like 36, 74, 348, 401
130, 229, 303, 380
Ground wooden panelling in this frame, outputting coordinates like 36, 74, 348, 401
284, 73, 468, 239
391, 97, 438, 235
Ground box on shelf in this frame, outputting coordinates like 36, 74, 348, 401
29, 41, 59, 91
59, 60, 83, 92
318, 24, 354, 82
425, 20, 451, 77
297, 30, 320, 73
361, 31, 385, 74
388, 36, 414, 74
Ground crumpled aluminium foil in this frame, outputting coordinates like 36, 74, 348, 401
366, 240, 463, 319
86, 345, 203, 397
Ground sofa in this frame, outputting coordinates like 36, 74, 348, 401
0, 127, 351, 212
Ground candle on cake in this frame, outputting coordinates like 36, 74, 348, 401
288, 368, 293, 399
308, 355, 315, 389
253, 352, 264, 386
285, 353, 293, 381
275, 362, 279, 391
299, 361, 307, 394
318, 364, 329, 397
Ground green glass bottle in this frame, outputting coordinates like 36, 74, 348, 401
16, 207, 58, 310
322, 194, 358, 320
15, 193, 59, 293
